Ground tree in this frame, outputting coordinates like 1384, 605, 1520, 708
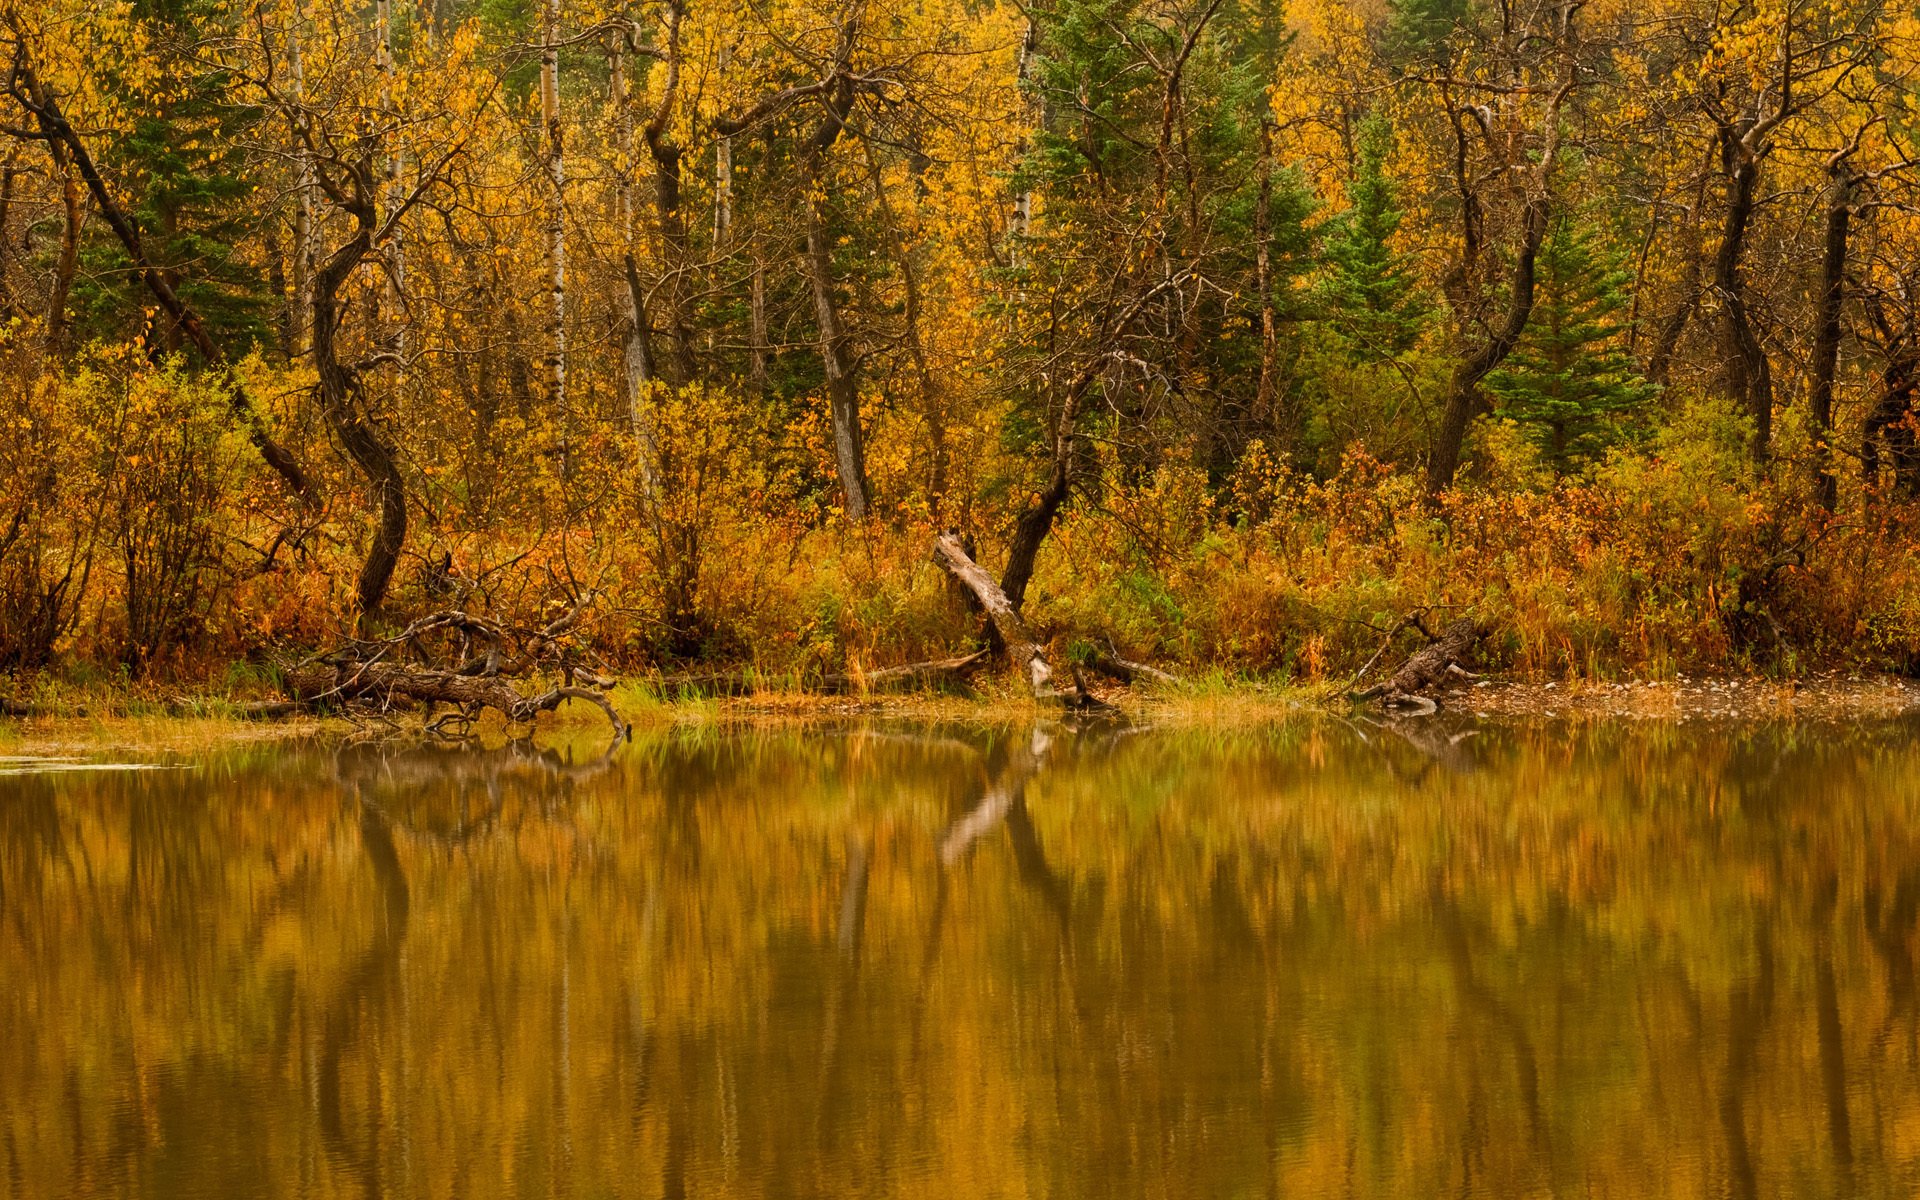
1484, 214, 1653, 473
1316, 112, 1427, 363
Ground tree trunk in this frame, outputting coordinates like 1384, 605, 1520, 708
800, 76, 870, 520
288, 5, 314, 357
1426, 197, 1550, 496
714, 43, 733, 247
1808, 162, 1852, 510
46, 149, 79, 357
749, 257, 768, 395
934, 533, 1053, 698
313, 225, 407, 625
0, 155, 16, 316
1254, 117, 1278, 435
1715, 154, 1772, 463
640, 0, 694, 388
374, 0, 406, 359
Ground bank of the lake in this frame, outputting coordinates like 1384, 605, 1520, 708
5, 672, 1920, 757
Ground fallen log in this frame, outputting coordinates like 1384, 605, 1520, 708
287, 662, 626, 738
277, 595, 627, 739
1351, 616, 1486, 715
819, 649, 993, 694
933, 532, 1054, 699
1082, 647, 1179, 688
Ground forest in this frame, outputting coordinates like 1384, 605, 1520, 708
3, 0, 1920, 703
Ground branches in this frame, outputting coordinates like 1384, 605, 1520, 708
286, 593, 626, 740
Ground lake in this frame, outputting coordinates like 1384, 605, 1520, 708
3, 716, 1918, 1197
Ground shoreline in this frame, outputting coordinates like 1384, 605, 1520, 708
3, 673, 1918, 754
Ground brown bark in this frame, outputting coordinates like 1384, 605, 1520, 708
1714, 152, 1773, 462
46, 147, 78, 357
310, 176, 405, 623
1808, 160, 1853, 510
289, 662, 623, 738
640, 0, 694, 388
1253, 117, 1278, 432
1353, 616, 1486, 711
1427, 196, 1551, 497
800, 70, 871, 519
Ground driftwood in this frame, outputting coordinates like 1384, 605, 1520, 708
932, 532, 1112, 709
280, 595, 627, 739
1351, 615, 1486, 715
933, 532, 1053, 697
819, 649, 993, 694
1082, 646, 1178, 688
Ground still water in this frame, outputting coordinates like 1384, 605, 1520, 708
4, 717, 1920, 1198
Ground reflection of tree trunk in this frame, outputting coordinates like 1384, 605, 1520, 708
317, 800, 411, 1185
1005, 796, 1071, 933
816, 831, 871, 1152
1866, 868, 1920, 1051
1431, 879, 1547, 1162
1813, 877, 1853, 1171
1720, 917, 1773, 1200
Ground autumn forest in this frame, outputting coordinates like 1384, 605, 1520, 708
5, 0, 1920, 696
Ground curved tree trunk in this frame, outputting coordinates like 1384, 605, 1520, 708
313, 228, 407, 625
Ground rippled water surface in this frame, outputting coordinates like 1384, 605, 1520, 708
5, 717, 1920, 1198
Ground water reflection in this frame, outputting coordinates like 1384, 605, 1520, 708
5, 718, 1920, 1197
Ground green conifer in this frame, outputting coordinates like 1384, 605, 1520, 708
1484, 215, 1654, 472
1317, 113, 1428, 363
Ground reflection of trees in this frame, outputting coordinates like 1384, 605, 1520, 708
10, 721, 1920, 1197
1431, 875, 1549, 1180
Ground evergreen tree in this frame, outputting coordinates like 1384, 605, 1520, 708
72, 0, 273, 352
1484, 214, 1654, 472
1385, 0, 1470, 65
1316, 113, 1427, 363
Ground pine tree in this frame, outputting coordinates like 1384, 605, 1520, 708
1484, 215, 1654, 472
1317, 113, 1427, 363
1384, 0, 1469, 65
73, 0, 273, 352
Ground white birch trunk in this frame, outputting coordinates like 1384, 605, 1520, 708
541, 0, 569, 469
374, 0, 405, 359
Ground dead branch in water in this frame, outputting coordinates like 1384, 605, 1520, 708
281, 593, 627, 740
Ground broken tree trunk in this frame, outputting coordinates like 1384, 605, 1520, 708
933, 532, 1055, 699
1351, 616, 1486, 715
